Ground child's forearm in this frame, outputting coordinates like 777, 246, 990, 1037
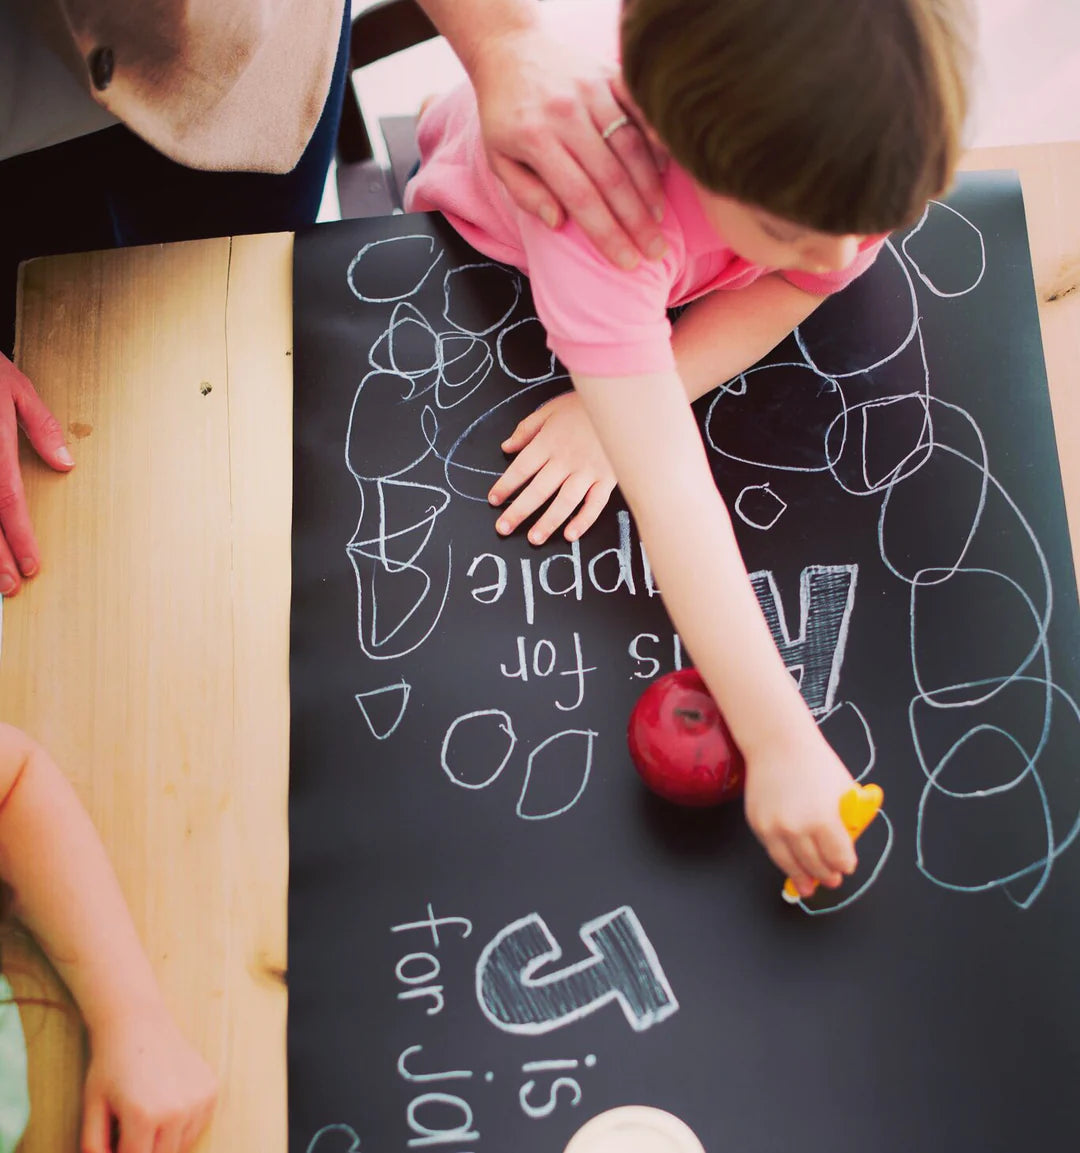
571, 372, 817, 757
672, 273, 823, 403
416, 0, 541, 77
0, 729, 165, 1034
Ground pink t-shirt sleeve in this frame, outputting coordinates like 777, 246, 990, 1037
780, 235, 889, 296
517, 209, 681, 378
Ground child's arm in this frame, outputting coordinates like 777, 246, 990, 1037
0, 724, 216, 1153
491, 274, 823, 543
568, 365, 857, 895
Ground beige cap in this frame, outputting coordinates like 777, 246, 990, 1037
563, 1106, 706, 1153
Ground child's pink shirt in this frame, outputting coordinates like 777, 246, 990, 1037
404, 81, 885, 378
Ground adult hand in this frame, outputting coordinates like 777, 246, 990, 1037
470, 28, 668, 270
81, 1006, 218, 1153
0, 352, 73, 596
489, 390, 617, 546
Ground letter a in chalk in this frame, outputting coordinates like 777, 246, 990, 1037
749, 564, 857, 716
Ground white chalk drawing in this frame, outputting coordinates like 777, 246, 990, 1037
442, 262, 522, 336
354, 680, 411, 740
701, 203, 1080, 911
306, 1123, 361, 1153
348, 235, 444, 303
337, 203, 1080, 913
734, 483, 788, 530
516, 728, 598, 820
440, 709, 518, 790
749, 565, 858, 717
901, 200, 987, 298
475, 907, 678, 1035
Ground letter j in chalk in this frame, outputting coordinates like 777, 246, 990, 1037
782, 783, 884, 904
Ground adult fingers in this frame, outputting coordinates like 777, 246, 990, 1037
525, 475, 593, 546
496, 463, 567, 539
79, 1090, 111, 1153
9, 361, 75, 472
153, 1117, 186, 1153
116, 1108, 157, 1153
611, 74, 669, 175
490, 155, 564, 232
0, 398, 35, 590
563, 480, 615, 542
499, 138, 643, 271
579, 86, 667, 251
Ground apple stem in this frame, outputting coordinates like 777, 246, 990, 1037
674, 707, 703, 722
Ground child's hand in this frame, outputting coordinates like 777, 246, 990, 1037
489, 391, 616, 545
81, 1006, 217, 1153
743, 725, 858, 898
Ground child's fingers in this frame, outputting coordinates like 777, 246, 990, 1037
564, 481, 615, 542
766, 840, 813, 899
489, 441, 548, 507
79, 1090, 111, 1153
793, 833, 843, 889
501, 406, 551, 453
496, 464, 567, 537
817, 821, 858, 877
525, 476, 593, 545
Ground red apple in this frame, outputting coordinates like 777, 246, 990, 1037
627, 669, 745, 806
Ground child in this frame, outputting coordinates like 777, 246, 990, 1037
0, 723, 216, 1153
404, 0, 972, 898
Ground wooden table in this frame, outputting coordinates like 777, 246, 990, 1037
2, 143, 1078, 1152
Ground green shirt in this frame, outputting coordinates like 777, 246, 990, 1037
0, 974, 29, 1153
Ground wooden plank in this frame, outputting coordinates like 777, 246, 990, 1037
960, 142, 1080, 575
2, 233, 293, 1153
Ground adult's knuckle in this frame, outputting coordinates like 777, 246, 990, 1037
36, 412, 63, 440
544, 93, 578, 122
0, 486, 21, 516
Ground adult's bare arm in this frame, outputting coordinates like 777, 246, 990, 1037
0, 352, 74, 596
416, 0, 667, 268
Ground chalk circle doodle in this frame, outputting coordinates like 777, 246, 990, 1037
305, 1123, 361, 1153
443, 262, 522, 336
516, 728, 598, 821
902, 200, 987, 298
348, 234, 444, 303
734, 483, 787, 530
441, 709, 518, 790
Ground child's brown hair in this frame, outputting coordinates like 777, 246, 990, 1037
621, 0, 974, 235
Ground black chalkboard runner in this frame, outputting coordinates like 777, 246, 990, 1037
289, 172, 1080, 1153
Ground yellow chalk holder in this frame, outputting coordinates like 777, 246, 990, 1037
782, 783, 884, 904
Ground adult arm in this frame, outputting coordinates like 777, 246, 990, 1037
415, 0, 667, 268
0, 353, 74, 596
0, 725, 216, 1153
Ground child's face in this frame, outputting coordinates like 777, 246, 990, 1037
696, 188, 866, 275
